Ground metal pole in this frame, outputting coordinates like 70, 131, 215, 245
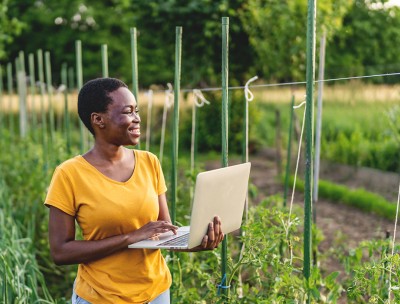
28, 53, 37, 139
220, 16, 229, 298
130, 27, 139, 102
171, 26, 182, 226
0, 65, 3, 137
101, 44, 109, 78
283, 95, 295, 207
61, 63, 71, 154
76, 40, 85, 153
313, 31, 326, 223
37, 49, 48, 169
45, 51, 55, 144
130, 27, 140, 149
303, 0, 317, 288
6, 63, 14, 138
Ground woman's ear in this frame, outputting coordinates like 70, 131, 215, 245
91, 113, 105, 129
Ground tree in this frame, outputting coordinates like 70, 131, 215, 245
237, 0, 352, 82
326, 0, 400, 83
0, 0, 23, 60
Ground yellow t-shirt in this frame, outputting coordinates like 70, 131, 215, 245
44, 150, 171, 304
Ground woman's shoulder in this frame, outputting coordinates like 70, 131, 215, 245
55, 155, 86, 173
134, 149, 160, 162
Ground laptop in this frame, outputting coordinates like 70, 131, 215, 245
128, 162, 251, 250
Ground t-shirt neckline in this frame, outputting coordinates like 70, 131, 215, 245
77, 149, 137, 185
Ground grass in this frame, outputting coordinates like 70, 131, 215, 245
291, 176, 398, 220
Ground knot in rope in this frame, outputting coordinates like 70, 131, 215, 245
244, 76, 258, 102
217, 273, 230, 295
293, 95, 307, 109
192, 89, 210, 107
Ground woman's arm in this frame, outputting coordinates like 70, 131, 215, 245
48, 204, 177, 265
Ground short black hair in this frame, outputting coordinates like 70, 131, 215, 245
78, 78, 128, 135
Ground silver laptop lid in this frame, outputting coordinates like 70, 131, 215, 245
188, 162, 251, 248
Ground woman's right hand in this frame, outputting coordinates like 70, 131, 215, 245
130, 220, 178, 243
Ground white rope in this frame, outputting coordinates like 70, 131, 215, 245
192, 89, 210, 107
142, 72, 400, 94
286, 97, 307, 264
388, 181, 400, 300
244, 76, 258, 102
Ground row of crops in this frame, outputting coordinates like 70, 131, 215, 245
1, 83, 400, 302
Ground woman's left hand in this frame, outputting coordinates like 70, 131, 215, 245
186, 216, 224, 252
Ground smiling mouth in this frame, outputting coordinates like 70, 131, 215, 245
129, 128, 140, 136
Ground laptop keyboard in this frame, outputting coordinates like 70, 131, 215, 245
157, 233, 190, 247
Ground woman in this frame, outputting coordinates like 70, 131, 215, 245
45, 78, 224, 304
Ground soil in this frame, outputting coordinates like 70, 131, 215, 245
205, 148, 400, 301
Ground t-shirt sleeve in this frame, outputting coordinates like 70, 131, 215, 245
44, 167, 76, 216
154, 156, 167, 195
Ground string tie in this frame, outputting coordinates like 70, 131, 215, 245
165, 83, 174, 108
217, 273, 230, 295
293, 96, 307, 109
146, 89, 153, 99
192, 89, 210, 107
244, 76, 258, 102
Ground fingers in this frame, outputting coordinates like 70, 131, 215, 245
143, 220, 178, 237
201, 216, 224, 250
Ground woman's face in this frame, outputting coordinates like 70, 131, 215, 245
102, 87, 141, 146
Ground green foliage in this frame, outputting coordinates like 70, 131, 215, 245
0, 173, 57, 303
0, 0, 24, 60
327, 0, 400, 83
167, 196, 345, 303
238, 0, 352, 82
292, 176, 397, 220
339, 238, 400, 303
180, 89, 262, 155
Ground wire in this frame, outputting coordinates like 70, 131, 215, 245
150, 71, 400, 93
